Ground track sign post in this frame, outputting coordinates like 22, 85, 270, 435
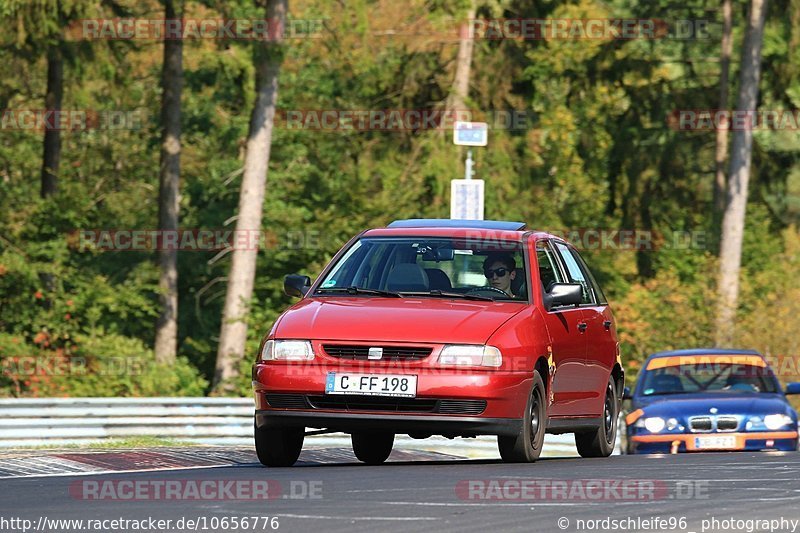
453, 121, 488, 147
451, 121, 487, 220
450, 179, 485, 220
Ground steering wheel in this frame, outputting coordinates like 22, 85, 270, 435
465, 286, 509, 298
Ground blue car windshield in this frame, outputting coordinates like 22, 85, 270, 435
640, 363, 779, 396
315, 237, 528, 302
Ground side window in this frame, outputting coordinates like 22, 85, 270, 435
536, 241, 565, 292
570, 248, 608, 305
553, 242, 594, 305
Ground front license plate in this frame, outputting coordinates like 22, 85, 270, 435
694, 435, 737, 449
325, 373, 417, 398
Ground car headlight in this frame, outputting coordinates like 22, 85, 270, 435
764, 414, 793, 430
261, 340, 314, 361
438, 345, 502, 367
643, 417, 666, 433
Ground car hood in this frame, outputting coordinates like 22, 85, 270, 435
634, 393, 793, 417
273, 296, 526, 344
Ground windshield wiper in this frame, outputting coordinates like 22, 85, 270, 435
399, 290, 495, 301
316, 286, 404, 298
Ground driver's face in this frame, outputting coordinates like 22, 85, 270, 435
485, 261, 515, 294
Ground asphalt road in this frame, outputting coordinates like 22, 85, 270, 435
1, 450, 800, 533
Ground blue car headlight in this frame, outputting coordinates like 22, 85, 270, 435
746, 414, 793, 431
634, 417, 681, 433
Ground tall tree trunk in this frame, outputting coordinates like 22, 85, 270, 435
154, 0, 184, 365
712, 0, 734, 249
715, 0, 768, 346
446, 0, 477, 113
213, 0, 287, 393
41, 43, 62, 198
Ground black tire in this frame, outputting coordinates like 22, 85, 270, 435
254, 422, 304, 467
575, 377, 618, 458
498, 370, 547, 463
351, 431, 394, 464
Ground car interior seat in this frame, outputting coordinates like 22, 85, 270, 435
386, 263, 430, 292
424, 268, 452, 291
651, 374, 685, 393
511, 268, 526, 297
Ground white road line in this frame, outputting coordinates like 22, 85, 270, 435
377, 501, 663, 507
345, 487, 449, 493
0, 462, 240, 480
278, 514, 439, 521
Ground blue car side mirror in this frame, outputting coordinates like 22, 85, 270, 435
785, 382, 800, 395
622, 386, 632, 400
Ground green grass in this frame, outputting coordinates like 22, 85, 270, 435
9, 437, 197, 450
82, 437, 196, 449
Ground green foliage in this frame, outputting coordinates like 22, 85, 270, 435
0, 332, 207, 397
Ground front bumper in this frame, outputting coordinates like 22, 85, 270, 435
256, 410, 522, 436
252, 361, 533, 435
629, 431, 799, 454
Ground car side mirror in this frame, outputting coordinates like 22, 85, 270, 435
542, 283, 583, 311
622, 386, 632, 400
785, 382, 800, 395
284, 274, 311, 298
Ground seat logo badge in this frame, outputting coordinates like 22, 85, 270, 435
368, 347, 383, 360
710, 407, 718, 414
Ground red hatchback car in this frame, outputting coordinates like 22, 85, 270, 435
252, 220, 623, 466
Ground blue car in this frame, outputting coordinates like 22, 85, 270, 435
623, 349, 800, 454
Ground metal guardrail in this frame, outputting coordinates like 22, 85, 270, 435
0, 397, 583, 455
0, 397, 253, 448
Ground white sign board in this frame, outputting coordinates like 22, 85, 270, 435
453, 121, 488, 146
450, 179, 485, 220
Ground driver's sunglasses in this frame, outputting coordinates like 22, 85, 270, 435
484, 267, 509, 279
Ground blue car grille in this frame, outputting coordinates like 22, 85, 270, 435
716, 415, 739, 431
689, 415, 739, 432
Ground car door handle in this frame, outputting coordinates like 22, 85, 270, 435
577, 322, 588, 332
603, 320, 612, 330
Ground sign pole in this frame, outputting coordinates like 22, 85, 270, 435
451, 121, 487, 220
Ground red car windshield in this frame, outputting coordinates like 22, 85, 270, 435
315, 237, 528, 301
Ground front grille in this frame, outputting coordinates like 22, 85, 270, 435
266, 394, 309, 409
716, 415, 739, 431
689, 416, 713, 432
304, 395, 487, 415
688, 415, 739, 432
322, 344, 433, 361
307, 395, 437, 412
438, 399, 487, 415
